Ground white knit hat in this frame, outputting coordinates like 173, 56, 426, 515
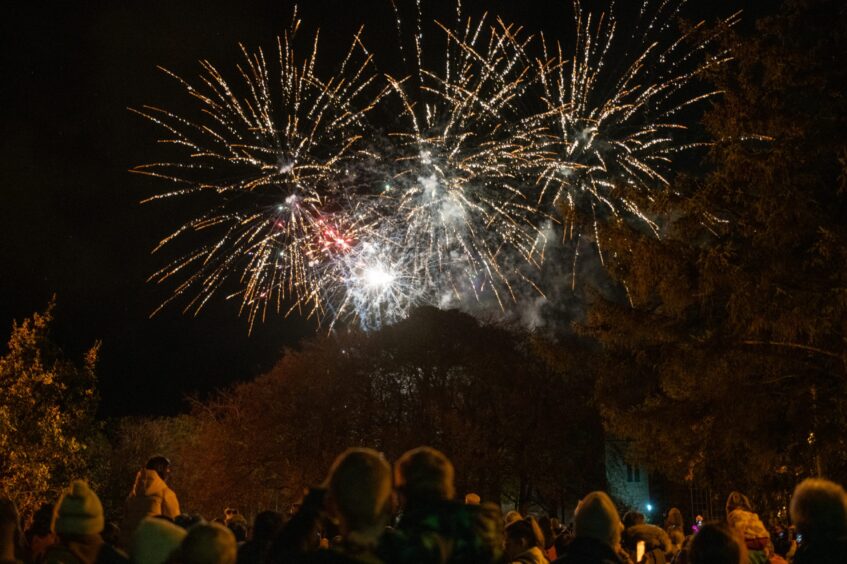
52, 480, 105, 536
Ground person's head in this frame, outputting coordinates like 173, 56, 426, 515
174, 514, 203, 530
251, 511, 284, 544
574, 492, 623, 548
622, 510, 645, 529
394, 446, 455, 505
725, 491, 753, 516
504, 510, 523, 526
665, 507, 684, 531
326, 448, 392, 534
789, 478, 847, 543
226, 521, 247, 543
504, 517, 545, 559
180, 523, 237, 564
145, 456, 171, 482
464, 493, 481, 505
130, 517, 186, 564
688, 522, 746, 564
52, 480, 104, 537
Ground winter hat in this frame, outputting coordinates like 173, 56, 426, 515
574, 491, 623, 547
130, 517, 187, 564
52, 480, 104, 536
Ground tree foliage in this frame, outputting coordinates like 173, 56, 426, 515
0, 300, 101, 518
586, 0, 847, 509
162, 307, 604, 519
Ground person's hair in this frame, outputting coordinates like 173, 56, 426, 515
174, 514, 203, 530
790, 478, 847, 541
504, 510, 523, 526
227, 521, 247, 543
251, 511, 284, 544
464, 493, 481, 505
505, 517, 545, 550
622, 510, 645, 529
181, 523, 237, 564
688, 522, 746, 564
665, 507, 684, 531
145, 456, 171, 480
725, 491, 753, 516
394, 446, 455, 502
327, 448, 392, 532
26, 503, 54, 540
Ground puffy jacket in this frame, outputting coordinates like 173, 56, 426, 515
121, 470, 180, 545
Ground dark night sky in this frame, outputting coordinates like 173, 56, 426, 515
1, 0, 781, 418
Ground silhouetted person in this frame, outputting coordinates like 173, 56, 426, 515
790, 478, 847, 564
504, 517, 549, 564
384, 446, 503, 563
552, 492, 625, 564
687, 523, 746, 564
237, 512, 284, 564
122, 456, 180, 547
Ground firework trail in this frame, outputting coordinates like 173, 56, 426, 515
133, 1, 736, 331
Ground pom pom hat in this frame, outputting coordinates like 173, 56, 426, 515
52, 480, 105, 536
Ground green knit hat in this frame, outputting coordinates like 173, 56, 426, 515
52, 480, 105, 535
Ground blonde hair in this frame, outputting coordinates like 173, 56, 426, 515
326, 448, 392, 531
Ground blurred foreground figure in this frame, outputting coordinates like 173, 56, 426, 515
43, 481, 126, 564
790, 478, 847, 564
687, 522, 746, 564
180, 524, 237, 564
385, 446, 503, 563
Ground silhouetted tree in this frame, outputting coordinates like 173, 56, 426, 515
586, 0, 847, 508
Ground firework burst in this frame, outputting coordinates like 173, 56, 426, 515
133, 1, 736, 330
529, 0, 739, 256
382, 13, 546, 310
132, 14, 378, 329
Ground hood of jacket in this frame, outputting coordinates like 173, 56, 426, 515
131, 469, 169, 498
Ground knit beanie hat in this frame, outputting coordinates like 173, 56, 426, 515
131, 517, 187, 564
52, 480, 104, 536
574, 491, 622, 547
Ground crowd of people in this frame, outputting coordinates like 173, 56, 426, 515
2, 446, 846, 564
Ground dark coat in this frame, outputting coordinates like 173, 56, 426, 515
552, 537, 626, 564
792, 535, 847, 564
379, 499, 504, 564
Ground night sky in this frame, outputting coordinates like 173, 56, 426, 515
1, 0, 780, 418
